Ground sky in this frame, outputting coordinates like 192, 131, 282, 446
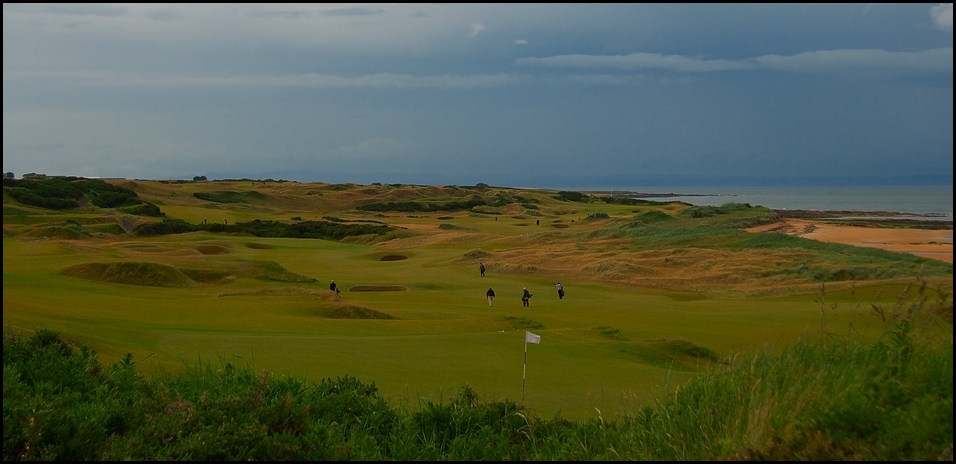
3, 3, 953, 188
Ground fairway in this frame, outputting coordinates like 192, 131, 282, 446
3, 180, 952, 420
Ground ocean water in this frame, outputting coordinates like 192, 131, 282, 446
583, 185, 954, 221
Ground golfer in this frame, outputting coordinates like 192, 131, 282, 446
486, 287, 496, 307
521, 287, 532, 307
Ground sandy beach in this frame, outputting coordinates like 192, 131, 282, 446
748, 219, 954, 264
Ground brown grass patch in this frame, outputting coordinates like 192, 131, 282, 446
244, 242, 273, 249
349, 285, 408, 292
379, 255, 408, 261
195, 245, 229, 255
551, 223, 570, 229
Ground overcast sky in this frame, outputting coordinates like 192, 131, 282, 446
3, 3, 953, 187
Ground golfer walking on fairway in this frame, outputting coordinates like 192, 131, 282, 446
522, 287, 532, 307
486, 287, 496, 307
556, 282, 565, 300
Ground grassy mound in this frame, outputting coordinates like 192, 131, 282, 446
620, 338, 720, 371
348, 285, 408, 292
25, 224, 91, 239
504, 316, 544, 330
60, 262, 196, 287
437, 223, 475, 231
235, 260, 316, 283
634, 210, 674, 224
462, 249, 491, 259
315, 305, 397, 319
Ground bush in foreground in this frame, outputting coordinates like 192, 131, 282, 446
4, 319, 950, 460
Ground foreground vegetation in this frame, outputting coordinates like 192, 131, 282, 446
4, 314, 951, 460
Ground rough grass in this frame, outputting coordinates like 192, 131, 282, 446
217, 286, 320, 297
348, 285, 408, 292
503, 316, 544, 330
461, 249, 492, 259
315, 304, 397, 319
60, 262, 197, 287
619, 338, 721, 372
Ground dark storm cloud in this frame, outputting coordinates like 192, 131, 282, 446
2, 4, 952, 186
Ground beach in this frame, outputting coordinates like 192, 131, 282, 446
748, 219, 954, 264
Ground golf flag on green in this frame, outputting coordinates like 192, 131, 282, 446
523, 331, 540, 400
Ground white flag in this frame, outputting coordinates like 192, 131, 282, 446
525, 331, 541, 344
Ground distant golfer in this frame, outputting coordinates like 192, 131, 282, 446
479, 262, 486, 277
330, 280, 341, 299
521, 287, 532, 307
486, 287, 496, 307
556, 282, 565, 300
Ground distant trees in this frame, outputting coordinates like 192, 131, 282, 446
4, 172, 13, 179
193, 175, 208, 181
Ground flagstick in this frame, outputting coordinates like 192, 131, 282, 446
522, 336, 528, 401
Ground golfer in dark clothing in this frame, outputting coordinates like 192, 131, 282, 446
556, 282, 565, 299
329, 281, 338, 292
486, 287, 496, 307
521, 287, 532, 307
479, 263, 486, 277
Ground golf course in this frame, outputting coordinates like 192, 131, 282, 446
3, 176, 953, 459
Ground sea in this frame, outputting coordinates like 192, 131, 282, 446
579, 185, 954, 222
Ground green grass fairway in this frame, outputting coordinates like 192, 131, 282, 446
3, 180, 952, 420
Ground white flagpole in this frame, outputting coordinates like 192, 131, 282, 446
522, 335, 528, 401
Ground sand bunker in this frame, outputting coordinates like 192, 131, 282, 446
348, 285, 408, 292
195, 245, 229, 255
437, 216, 454, 220
551, 223, 570, 229
748, 219, 953, 263
61, 262, 196, 287
379, 255, 408, 261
